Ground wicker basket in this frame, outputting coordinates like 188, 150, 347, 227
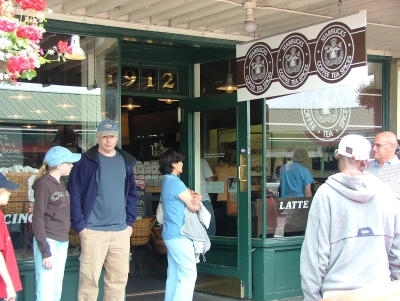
0, 172, 36, 214
7, 172, 36, 201
152, 226, 167, 254
69, 229, 81, 246
130, 217, 155, 246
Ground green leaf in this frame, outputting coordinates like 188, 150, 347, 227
21, 70, 37, 80
39, 57, 50, 64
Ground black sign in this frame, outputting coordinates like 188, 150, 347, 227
0, 132, 23, 168
135, 178, 146, 218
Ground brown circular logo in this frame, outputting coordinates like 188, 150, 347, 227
243, 42, 273, 96
314, 22, 354, 83
276, 33, 310, 89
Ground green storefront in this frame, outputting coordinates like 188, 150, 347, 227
1, 15, 396, 301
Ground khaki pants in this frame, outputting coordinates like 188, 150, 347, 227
78, 227, 131, 301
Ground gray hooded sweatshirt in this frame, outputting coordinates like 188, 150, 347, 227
300, 172, 400, 301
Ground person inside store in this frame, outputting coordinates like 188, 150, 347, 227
200, 158, 216, 236
273, 165, 281, 183
159, 148, 202, 301
32, 146, 81, 301
50, 126, 83, 153
214, 153, 237, 236
300, 134, 400, 300
0, 173, 22, 301
67, 119, 138, 301
365, 131, 400, 199
279, 146, 313, 237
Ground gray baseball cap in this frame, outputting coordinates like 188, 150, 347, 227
97, 120, 119, 136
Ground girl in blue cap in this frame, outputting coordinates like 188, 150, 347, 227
32, 146, 81, 301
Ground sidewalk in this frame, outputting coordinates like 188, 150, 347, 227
127, 291, 304, 301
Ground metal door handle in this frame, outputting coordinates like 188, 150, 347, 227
238, 165, 247, 182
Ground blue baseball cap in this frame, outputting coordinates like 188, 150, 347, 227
97, 120, 119, 136
45, 146, 81, 167
0, 173, 19, 190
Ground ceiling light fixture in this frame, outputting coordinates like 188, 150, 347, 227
64, 35, 86, 60
243, 1, 257, 33
158, 98, 179, 105
8, 114, 23, 119
22, 125, 36, 129
30, 110, 48, 114
122, 97, 141, 110
65, 115, 80, 120
56, 104, 75, 108
217, 59, 237, 93
9, 95, 32, 100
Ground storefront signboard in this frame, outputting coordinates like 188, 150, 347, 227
0, 131, 24, 168
236, 11, 367, 101
135, 178, 146, 218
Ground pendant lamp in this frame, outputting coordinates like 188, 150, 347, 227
122, 97, 141, 110
158, 98, 179, 105
64, 35, 86, 60
217, 59, 237, 93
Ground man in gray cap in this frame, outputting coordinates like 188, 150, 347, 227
68, 119, 138, 301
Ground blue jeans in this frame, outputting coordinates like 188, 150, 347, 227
202, 200, 216, 236
164, 237, 197, 301
33, 237, 68, 301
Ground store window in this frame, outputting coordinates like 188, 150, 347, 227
0, 33, 118, 258
251, 62, 383, 239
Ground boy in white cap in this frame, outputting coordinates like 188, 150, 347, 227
0, 173, 22, 301
32, 146, 81, 301
300, 134, 400, 300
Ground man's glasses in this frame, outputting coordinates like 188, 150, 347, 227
371, 143, 393, 149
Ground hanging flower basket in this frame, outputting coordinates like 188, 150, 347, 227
0, 0, 72, 84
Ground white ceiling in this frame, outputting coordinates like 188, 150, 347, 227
44, 0, 400, 57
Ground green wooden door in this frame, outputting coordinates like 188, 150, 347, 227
179, 93, 252, 299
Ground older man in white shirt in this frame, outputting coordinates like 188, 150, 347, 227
366, 131, 400, 199
366, 131, 399, 174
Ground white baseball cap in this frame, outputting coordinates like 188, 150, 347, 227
337, 134, 371, 161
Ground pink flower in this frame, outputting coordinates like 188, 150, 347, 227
7, 55, 35, 74
16, 24, 43, 41
57, 40, 72, 54
15, 0, 46, 11
0, 18, 18, 32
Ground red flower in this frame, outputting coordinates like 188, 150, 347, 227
0, 18, 18, 32
7, 55, 36, 74
57, 40, 72, 54
16, 24, 43, 41
15, 0, 46, 11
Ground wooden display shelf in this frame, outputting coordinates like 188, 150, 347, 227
145, 186, 161, 193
